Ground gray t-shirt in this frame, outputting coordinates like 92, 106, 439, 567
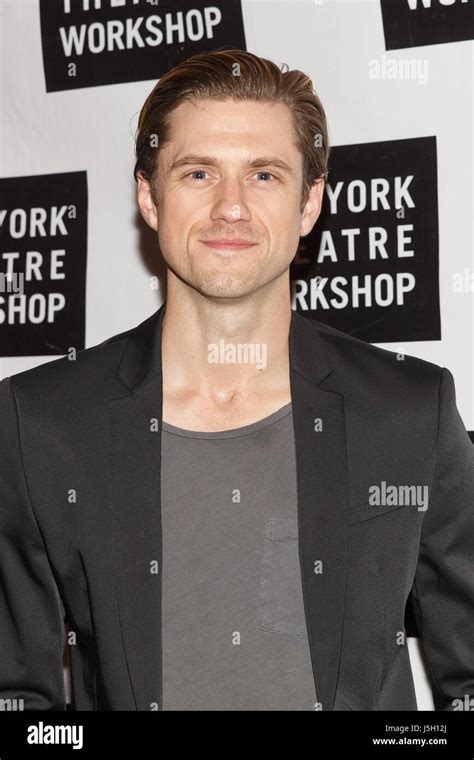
160, 401, 317, 710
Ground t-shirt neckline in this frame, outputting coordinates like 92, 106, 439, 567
161, 401, 292, 440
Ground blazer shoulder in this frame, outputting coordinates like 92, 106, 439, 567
1, 311, 156, 399
308, 315, 444, 386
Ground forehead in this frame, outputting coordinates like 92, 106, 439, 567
161, 98, 300, 163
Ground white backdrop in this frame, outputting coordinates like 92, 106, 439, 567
1, 0, 473, 711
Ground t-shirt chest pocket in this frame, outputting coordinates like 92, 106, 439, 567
258, 517, 309, 638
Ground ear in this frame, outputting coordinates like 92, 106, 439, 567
136, 172, 158, 231
300, 178, 325, 238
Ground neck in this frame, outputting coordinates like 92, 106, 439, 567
161, 282, 292, 402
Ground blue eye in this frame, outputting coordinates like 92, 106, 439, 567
256, 171, 274, 181
189, 170, 208, 180
186, 169, 275, 182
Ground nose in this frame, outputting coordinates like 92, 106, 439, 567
209, 177, 252, 224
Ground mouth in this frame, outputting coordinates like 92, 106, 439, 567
200, 240, 257, 250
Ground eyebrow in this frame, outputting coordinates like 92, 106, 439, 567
168, 154, 294, 175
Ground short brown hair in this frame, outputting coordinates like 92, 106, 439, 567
133, 48, 330, 210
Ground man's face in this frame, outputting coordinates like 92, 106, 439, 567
137, 98, 324, 300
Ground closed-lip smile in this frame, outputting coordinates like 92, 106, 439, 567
201, 239, 257, 248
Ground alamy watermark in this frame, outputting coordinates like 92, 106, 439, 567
207, 340, 267, 370
0, 697, 24, 710
369, 54, 429, 86
369, 481, 429, 512
0, 271, 25, 295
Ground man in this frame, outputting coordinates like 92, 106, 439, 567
1, 49, 473, 712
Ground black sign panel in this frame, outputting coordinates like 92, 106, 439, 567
381, 0, 474, 50
0, 172, 87, 357
39, 0, 247, 92
291, 136, 440, 343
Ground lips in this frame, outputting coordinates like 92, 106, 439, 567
201, 239, 257, 249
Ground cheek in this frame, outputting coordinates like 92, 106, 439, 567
156, 196, 186, 236
266, 190, 301, 221
266, 206, 301, 244
161, 193, 204, 239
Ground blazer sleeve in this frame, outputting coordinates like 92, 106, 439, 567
0, 376, 67, 710
411, 366, 474, 711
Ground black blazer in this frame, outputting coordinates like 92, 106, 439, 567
1, 301, 473, 711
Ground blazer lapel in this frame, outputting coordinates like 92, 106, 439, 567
109, 303, 166, 710
109, 302, 349, 711
290, 311, 349, 711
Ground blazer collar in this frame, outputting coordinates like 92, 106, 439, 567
110, 301, 348, 711
115, 300, 335, 393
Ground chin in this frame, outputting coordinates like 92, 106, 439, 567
193, 277, 259, 300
